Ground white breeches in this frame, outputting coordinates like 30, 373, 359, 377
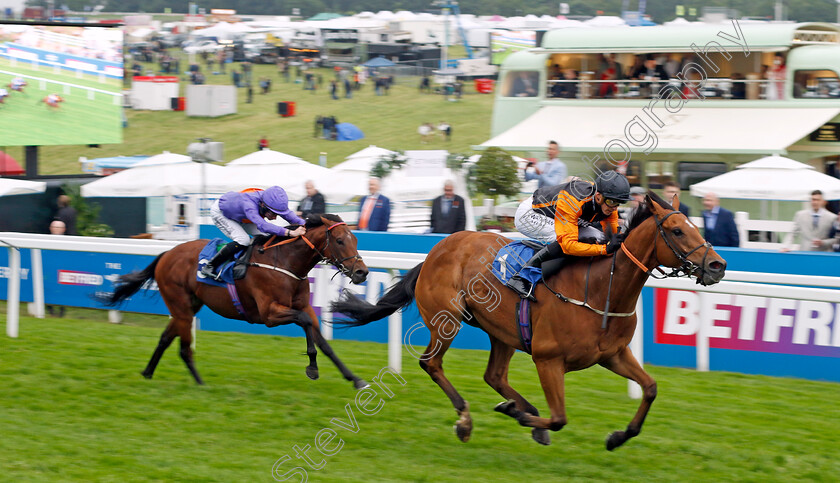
514, 196, 556, 243
210, 199, 261, 245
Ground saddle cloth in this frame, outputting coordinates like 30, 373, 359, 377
196, 238, 243, 287
490, 240, 547, 286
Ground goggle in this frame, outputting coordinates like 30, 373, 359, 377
603, 198, 622, 208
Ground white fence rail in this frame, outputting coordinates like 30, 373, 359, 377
3, 233, 839, 394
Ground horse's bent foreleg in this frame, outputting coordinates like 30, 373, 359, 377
599, 347, 657, 451
502, 356, 568, 432
484, 336, 550, 445
418, 325, 472, 442
141, 322, 177, 379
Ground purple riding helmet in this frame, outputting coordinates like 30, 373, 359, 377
262, 186, 290, 214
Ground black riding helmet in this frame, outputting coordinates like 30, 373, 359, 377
594, 171, 631, 202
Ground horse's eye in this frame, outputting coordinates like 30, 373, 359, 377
673, 228, 683, 237
336, 238, 344, 245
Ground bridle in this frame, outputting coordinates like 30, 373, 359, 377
256, 221, 364, 281
621, 210, 712, 283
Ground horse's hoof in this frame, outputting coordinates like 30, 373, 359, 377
140, 370, 153, 380
354, 379, 370, 390
305, 366, 319, 380
532, 428, 551, 446
494, 399, 517, 417
606, 431, 626, 451
454, 423, 471, 443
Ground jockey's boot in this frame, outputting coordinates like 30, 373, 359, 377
200, 241, 245, 280
506, 242, 563, 302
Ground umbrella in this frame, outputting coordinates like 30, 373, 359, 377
0, 151, 24, 175
0, 178, 46, 196
362, 56, 395, 68
689, 155, 840, 201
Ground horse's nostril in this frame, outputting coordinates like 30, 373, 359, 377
709, 261, 725, 272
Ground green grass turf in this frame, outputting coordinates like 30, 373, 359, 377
0, 58, 122, 146
24, 57, 495, 175
1, 312, 839, 481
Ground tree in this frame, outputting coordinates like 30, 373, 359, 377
474, 147, 520, 218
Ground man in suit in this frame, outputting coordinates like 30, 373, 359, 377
701, 192, 739, 247
430, 180, 466, 234
782, 190, 836, 251
297, 180, 326, 217
357, 177, 390, 232
663, 181, 691, 217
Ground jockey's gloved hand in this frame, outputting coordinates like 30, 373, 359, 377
605, 232, 625, 254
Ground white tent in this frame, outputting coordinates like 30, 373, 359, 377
0, 178, 46, 196
227, 149, 308, 166
219, 154, 331, 200
320, 149, 463, 204
132, 152, 192, 167
81, 160, 225, 197
689, 155, 840, 201
193, 21, 254, 40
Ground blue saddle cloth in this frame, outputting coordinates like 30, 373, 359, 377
196, 238, 241, 287
490, 241, 547, 286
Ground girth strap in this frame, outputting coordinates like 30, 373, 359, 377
226, 282, 253, 322
515, 300, 533, 354
248, 262, 304, 280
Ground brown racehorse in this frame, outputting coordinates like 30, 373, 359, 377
101, 214, 370, 389
332, 194, 726, 450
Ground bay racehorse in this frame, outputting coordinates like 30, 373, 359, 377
332, 194, 726, 450
101, 214, 370, 389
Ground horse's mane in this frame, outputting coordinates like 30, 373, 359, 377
252, 214, 345, 245
626, 191, 674, 233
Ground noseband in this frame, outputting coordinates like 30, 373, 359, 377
622, 210, 712, 282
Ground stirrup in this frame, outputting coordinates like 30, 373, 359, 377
200, 264, 218, 279
507, 276, 537, 302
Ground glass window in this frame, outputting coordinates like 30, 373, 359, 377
676, 162, 727, 187
502, 70, 539, 97
793, 69, 840, 98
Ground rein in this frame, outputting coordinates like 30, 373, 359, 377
622, 210, 712, 282
250, 221, 363, 280
541, 209, 711, 323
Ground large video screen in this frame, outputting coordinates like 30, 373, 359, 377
490, 30, 537, 65
0, 21, 123, 146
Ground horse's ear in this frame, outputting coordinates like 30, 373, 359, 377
671, 194, 680, 211
646, 194, 669, 216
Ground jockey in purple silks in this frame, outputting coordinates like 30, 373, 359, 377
200, 186, 307, 279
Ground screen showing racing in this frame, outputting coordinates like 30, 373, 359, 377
0, 21, 123, 146
490, 30, 537, 65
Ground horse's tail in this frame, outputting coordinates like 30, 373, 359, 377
96, 253, 164, 307
331, 262, 424, 327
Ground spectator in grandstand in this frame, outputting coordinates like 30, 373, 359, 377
701, 192, 740, 247
781, 189, 836, 251
430, 180, 466, 234
662, 181, 691, 217
297, 180, 326, 218
54, 194, 78, 235
356, 178, 390, 232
